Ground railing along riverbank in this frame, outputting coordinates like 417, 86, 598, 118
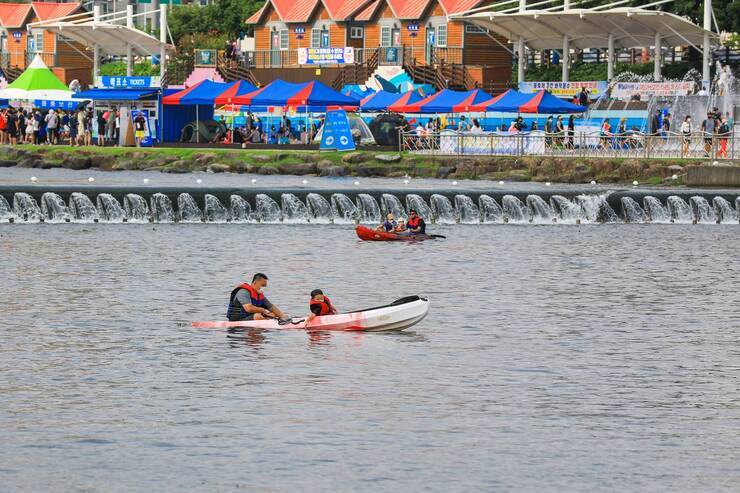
401, 130, 739, 160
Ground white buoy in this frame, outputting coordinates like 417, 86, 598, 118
143, 178, 150, 184
632, 180, 639, 186
196, 178, 203, 184
302, 179, 308, 185
30, 176, 37, 182
251, 178, 257, 184
498, 181, 504, 185
590, 180, 597, 185
672, 174, 678, 180
88, 177, 95, 183
354, 180, 360, 186
713, 161, 719, 166
545, 182, 551, 186
452, 180, 458, 185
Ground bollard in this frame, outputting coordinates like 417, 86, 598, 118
148, 217, 154, 223
94, 219, 99, 223
692, 219, 697, 224
65, 218, 71, 223
122, 218, 128, 223
8, 217, 14, 223
576, 218, 581, 225
503, 217, 509, 224
39, 218, 45, 223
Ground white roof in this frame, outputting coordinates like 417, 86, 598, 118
451, 8, 717, 50
28, 20, 171, 57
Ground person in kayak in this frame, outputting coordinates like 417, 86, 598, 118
227, 273, 286, 321
406, 209, 426, 234
376, 212, 397, 232
306, 289, 338, 323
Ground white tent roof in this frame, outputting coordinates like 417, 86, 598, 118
451, 8, 717, 50
28, 19, 171, 57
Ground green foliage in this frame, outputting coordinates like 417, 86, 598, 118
100, 61, 160, 76
516, 62, 691, 82
168, 0, 263, 44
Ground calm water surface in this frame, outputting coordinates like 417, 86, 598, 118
2, 223, 740, 492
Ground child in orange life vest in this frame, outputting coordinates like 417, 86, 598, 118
307, 289, 338, 323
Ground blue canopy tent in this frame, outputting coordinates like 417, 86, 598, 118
477, 90, 536, 113
162, 80, 235, 143
233, 79, 359, 110
360, 90, 424, 112
518, 90, 586, 114
389, 89, 492, 113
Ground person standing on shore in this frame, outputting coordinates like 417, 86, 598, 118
0, 108, 7, 145
45, 108, 58, 145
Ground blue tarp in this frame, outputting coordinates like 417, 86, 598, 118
75, 88, 159, 101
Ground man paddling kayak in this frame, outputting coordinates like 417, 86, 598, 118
405, 209, 426, 235
227, 273, 286, 321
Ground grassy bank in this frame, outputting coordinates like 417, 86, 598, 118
0, 144, 718, 185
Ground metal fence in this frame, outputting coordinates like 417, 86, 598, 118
400, 130, 738, 160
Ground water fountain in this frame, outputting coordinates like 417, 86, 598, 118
430, 194, 456, 224
502, 195, 527, 222
204, 194, 229, 223
620, 197, 647, 223
97, 194, 126, 222
455, 195, 479, 224
381, 194, 406, 219
0, 195, 13, 221
643, 196, 671, 223
229, 195, 252, 222
177, 193, 202, 222
12, 193, 42, 222
306, 193, 333, 223
576, 194, 618, 223
550, 195, 581, 222
150, 193, 175, 222
527, 195, 555, 223
405, 194, 432, 221
331, 193, 358, 223
356, 194, 381, 224
124, 194, 150, 222
712, 197, 737, 224
690, 196, 717, 224
69, 192, 100, 222
666, 196, 693, 223
478, 195, 503, 223
41, 192, 71, 222
255, 194, 282, 223
281, 193, 309, 222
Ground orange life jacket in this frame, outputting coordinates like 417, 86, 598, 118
310, 296, 335, 316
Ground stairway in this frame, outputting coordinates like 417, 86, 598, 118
184, 67, 224, 87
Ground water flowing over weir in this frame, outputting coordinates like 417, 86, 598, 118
2, 186, 740, 225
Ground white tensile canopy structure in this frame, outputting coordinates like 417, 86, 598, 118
450, 0, 720, 84
27, 5, 173, 79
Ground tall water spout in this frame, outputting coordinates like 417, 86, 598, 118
281, 193, 309, 222
0, 195, 13, 221
527, 195, 555, 223
381, 194, 406, 219
478, 195, 503, 223
204, 194, 229, 222
124, 194, 150, 222
12, 193, 42, 222
150, 193, 175, 222
667, 196, 693, 223
331, 193, 358, 223
229, 195, 252, 222
502, 195, 527, 222
255, 194, 282, 223
690, 196, 717, 223
550, 195, 582, 222
405, 194, 432, 221
178, 193, 202, 222
356, 194, 381, 224
712, 197, 737, 223
306, 193, 333, 223
620, 197, 647, 223
41, 192, 71, 222
430, 194, 456, 223
69, 193, 100, 222
97, 193, 126, 222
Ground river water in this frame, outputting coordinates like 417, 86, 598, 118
2, 221, 740, 492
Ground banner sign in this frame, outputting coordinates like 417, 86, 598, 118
298, 47, 354, 65
519, 81, 608, 97
33, 99, 80, 110
320, 109, 355, 151
96, 76, 161, 88
611, 81, 695, 99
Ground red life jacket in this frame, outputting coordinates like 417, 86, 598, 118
239, 283, 265, 304
227, 283, 265, 321
407, 216, 421, 228
310, 296, 335, 316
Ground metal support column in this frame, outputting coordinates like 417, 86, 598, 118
607, 33, 615, 81
653, 32, 661, 81
126, 4, 134, 77
702, 0, 711, 83
562, 35, 569, 82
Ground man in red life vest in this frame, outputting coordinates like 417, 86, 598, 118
307, 289, 338, 323
227, 273, 286, 321
405, 209, 426, 234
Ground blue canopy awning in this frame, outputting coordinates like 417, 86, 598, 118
75, 88, 159, 101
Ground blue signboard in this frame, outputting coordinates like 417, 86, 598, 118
98, 76, 161, 88
320, 109, 355, 152
294, 26, 306, 34
407, 23, 420, 31
33, 99, 80, 110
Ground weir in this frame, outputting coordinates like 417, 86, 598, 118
1, 185, 740, 225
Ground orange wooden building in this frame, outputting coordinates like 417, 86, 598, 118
0, 2, 93, 84
243, 0, 512, 92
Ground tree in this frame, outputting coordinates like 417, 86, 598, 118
168, 0, 264, 45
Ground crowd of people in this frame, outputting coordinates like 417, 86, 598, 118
0, 106, 122, 147
212, 112, 325, 145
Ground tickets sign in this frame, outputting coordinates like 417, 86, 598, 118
519, 81, 608, 97
298, 47, 354, 65
611, 81, 695, 99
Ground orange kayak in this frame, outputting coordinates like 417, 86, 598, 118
355, 225, 443, 242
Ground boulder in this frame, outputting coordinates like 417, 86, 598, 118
277, 162, 317, 175
166, 159, 192, 173
37, 161, 61, 169
319, 165, 346, 177
341, 152, 368, 164
193, 152, 218, 164
162, 166, 189, 174
89, 155, 115, 170
666, 164, 684, 172
436, 166, 455, 179
357, 164, 389, 177
112, 160, 139, 171
62, 156, 92, 170
251, 154, 274, 163
258, 166, 280, 175
17, 157, 41, 168
291, 153, 321, 163
0, 159, 16, 168
207, 163, 231, 173
375, 153, 402, 163
316, 159, 335, 171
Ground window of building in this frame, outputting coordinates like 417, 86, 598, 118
280, 29, 288, 50
380, 26, 391, 47
312, 26, 329, 48
465, 25, 487, 34
34, 32, 43, 53
436, 24, 447, 47
350, 26, 364, 39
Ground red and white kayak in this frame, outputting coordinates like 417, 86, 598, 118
192, 296, 430, 332
355, 225, 443, 242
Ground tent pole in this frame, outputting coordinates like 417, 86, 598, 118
196, 104, 199, 143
